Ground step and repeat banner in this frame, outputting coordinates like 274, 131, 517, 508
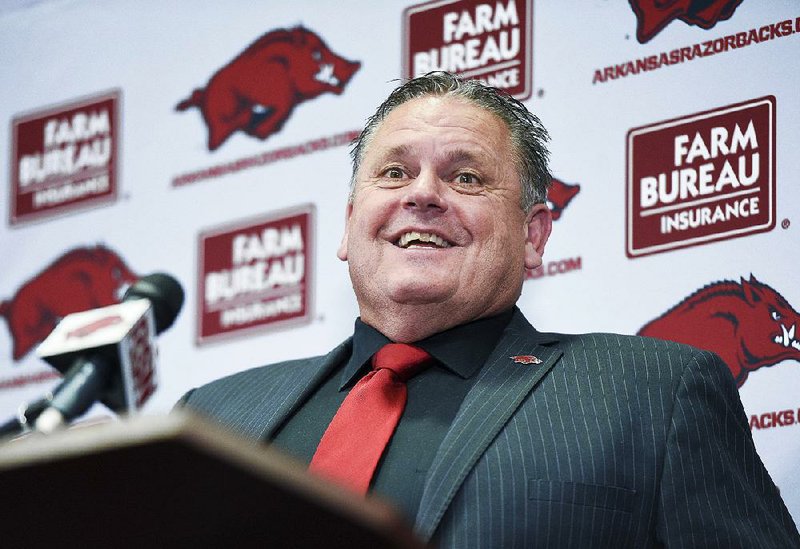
1, 0, 798, 520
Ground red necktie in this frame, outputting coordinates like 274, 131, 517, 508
308, 343, 433, 494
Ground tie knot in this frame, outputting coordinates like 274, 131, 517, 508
372, 343, 432, 381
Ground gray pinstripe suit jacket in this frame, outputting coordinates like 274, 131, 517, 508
182, 309, 800, 548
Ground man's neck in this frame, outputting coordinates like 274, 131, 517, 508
359, 301, 510, 343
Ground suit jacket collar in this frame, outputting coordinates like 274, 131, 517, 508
413, 308, 563, 541
229, 340, 352, 442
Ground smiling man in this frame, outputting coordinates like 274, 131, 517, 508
339, 88, 550, 343
181, 72, 799, 547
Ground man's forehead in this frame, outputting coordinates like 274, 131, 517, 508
363, 96, 512, 160
367, 142, 496, 166
380, 95, 502, 130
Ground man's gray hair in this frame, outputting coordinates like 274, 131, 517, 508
349, 71, 552, 212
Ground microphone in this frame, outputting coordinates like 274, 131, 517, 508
33, 273, 184, 433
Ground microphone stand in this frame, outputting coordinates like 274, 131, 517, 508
0, 394, 54, 438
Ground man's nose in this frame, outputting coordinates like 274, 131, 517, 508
402, 171, 448, 212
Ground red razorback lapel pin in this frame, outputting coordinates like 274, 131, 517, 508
511, 355, 542, 365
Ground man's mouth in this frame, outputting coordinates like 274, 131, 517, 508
395, 231, 452, 249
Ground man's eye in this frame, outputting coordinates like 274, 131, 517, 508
456, 173, 479, 185
384, 167, 404, 178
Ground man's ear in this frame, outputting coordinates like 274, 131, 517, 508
336, 202, 354, 261
523, 203, 552, 270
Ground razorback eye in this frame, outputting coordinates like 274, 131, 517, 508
770, 309, 781, 321
312, 50, 322, 61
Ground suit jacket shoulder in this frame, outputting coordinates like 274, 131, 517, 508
545, 329, 736, 396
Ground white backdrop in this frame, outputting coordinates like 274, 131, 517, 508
1, 0, 798, 523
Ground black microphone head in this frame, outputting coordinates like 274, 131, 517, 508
123, 273, 184, 333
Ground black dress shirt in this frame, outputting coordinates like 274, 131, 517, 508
272, 309, 513, 522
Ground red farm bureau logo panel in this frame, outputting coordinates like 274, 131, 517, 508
10, 91, 119, 225
626, 96, 774, 258
198, 205, 314, 343
403, 0, 532, 100
176, 26, 360, 151
629, 0, 744, 43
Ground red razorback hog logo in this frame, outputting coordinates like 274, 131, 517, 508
176, 26, 360, 151
638, 275, 800, 386
548, 178, 580, 221
0, 245, 138, 361
629, 0, 744, 43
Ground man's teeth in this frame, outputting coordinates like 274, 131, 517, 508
397, 231, 451, 248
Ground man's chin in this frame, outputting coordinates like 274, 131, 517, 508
385, 280, 455, 306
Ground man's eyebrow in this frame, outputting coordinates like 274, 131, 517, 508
441, 149, 486, 166
371, 144, 414, 163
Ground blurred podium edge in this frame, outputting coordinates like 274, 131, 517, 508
0, 411, 429, 548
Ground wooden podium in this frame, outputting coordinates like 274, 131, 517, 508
0, 412, 429, 548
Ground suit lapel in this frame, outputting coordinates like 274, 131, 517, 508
235, 339, 352, 441
414, 311, 563, 541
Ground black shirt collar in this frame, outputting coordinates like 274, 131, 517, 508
339, 309, 515, 390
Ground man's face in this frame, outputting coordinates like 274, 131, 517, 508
338, 95, 551, 331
